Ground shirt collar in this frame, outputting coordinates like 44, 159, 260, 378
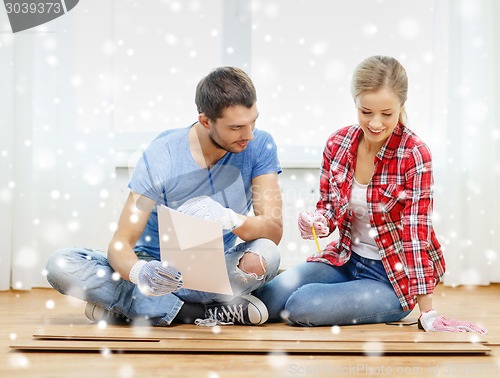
346, 125, 362, 166
375, 122, 404, 164
346, 123, 404, 166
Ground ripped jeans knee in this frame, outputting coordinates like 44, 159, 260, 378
237, 251, 267, 277
226, 238, 280, 297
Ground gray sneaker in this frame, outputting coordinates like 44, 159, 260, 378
201, 294, 268, 326
84, 302, 129, 324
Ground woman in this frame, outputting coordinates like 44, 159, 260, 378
255, 56, 486, 333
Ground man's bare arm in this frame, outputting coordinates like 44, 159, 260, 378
107, 191, 155, 280
232, 173, 283, 245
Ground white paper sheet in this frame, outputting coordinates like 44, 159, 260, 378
157, 204, 233, 295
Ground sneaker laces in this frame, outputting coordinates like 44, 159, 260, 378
194, 317, 232, 327
195, 303, 245, 326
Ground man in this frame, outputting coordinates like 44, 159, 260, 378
46, 67, 282, 326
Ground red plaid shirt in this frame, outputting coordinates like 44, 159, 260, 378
307, 123, 446, 311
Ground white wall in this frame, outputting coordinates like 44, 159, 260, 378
0, 24, 14, 290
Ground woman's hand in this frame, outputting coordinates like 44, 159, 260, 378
298, 211, 329, 240
418, 310, 487, 334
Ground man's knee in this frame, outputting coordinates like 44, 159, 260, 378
45, 248, 91, 288
238, 251, 267, 276
237, 239, 280, 277
46, 248, 72, 278
259, 238, 281, 276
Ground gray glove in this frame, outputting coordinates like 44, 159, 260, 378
177, 196, 239, 230
129, 260, 183, 296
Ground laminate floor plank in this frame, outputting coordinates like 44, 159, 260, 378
12, 338, 491, 354
33, 323, 487, 344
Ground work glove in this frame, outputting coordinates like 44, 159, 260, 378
418, 310, 487, 334
129, 260, 183, 296
298, 211, 329, 240
177, 196, 239, 230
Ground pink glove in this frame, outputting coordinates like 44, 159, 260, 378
418, 310, 487, 334
298, 211, 329, 240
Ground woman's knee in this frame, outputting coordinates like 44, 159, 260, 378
283, 286, 321, 326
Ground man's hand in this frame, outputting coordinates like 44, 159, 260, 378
177, 196, 239, 230
129, 260, 183, 296
418, 310, 487, 334
298, 211, 329, 240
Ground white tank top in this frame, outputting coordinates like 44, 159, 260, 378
348, 178, 381, 260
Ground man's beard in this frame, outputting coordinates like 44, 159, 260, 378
208, 132, 228, 151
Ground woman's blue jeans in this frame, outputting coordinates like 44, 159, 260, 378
45, 238, 280, 326
254, 252, 412, 326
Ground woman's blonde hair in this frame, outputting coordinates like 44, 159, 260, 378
351, 56, 408, 125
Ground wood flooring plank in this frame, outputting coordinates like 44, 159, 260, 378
33, 324, 487, 344
11, 338, 491, 354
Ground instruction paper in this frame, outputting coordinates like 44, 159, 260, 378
157, 204, 233, 295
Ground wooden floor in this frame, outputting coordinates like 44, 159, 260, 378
1, 284, 499, 377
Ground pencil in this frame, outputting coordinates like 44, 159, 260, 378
311, 225, 321, 253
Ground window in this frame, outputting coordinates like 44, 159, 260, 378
73, 0, 223, 149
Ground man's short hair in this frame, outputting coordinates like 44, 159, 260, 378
195, 67, 257, 121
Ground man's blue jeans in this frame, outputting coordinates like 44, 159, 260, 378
254, 252, 412, 326
45, 238, 280, 326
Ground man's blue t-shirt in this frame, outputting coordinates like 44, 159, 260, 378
128, 125, 282, 259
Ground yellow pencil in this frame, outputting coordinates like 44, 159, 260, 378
311, 225, 322, 253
